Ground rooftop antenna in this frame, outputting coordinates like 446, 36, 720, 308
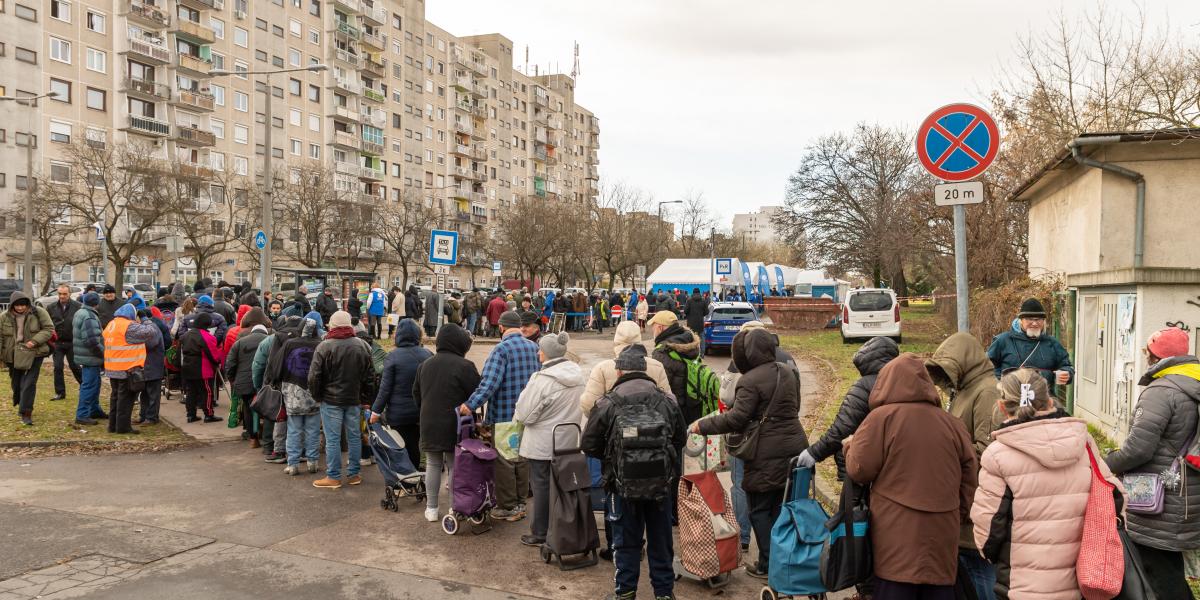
524, 45, 529, 75
571, 41, 580, 79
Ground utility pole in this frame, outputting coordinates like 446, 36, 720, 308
1, 92, 58, 294
709, 227, 715, 298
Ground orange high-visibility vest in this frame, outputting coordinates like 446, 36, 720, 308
102, 318, 146, 371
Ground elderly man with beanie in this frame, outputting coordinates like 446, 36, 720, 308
580, 320, 671, 417
72, 292, 107, 425
519, 308, 543, 344
1104, 326, 1200, 599
309, 310, 374, 489
648, 309, 704, 424
463, 310, 541, 520
102, 304, 160, 434
177, 294, 229, 345
513, 332, 585, 547
1, 292, 55, 425
96, 284, 124, 328
986, 298, 1074, 397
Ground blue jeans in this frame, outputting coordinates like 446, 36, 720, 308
466, 312, 478, 335
320, 404, 361, 479
76, 366, 103, 420
609, 494, 674, 597
959, 550, 997, 600
287, 413, 321, 467
729, 456, 751, 545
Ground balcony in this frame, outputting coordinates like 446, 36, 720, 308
360, 30, 385, 51
548, 117, 563, 130
358, 165, 384, 180
452, 49, 488, 77
361, 87, 385, 103
333, 20, 360, 40
361, 1, 387, 24
362, 56, 385, 77
359, 108, 385, 127
589, 121, 600, 134
360, 192, 382, 203
334, 161, 358, 176
176, 125, 216, 146
125, 1, 170, 28
125, 37, 172, 64
452, 121, 473, 137
451, 143, 471, 157
175, 53, 211, 76
532, 147, 547, 163
177, 161, 214, 180
472, 213, 488, 225
331, 0, 361, 14
329, 47, 361, 68
330, 105, 360, 121
173, 89, 215, 112
124, 115, 171, 137
449, 189, 486, 204
173, 19, 216, 43
331, 130, 361, 150
453, 166, 484, 181
331, 77, 360, 95
534, 95, 549, 109
360, 139, 384, 155
122, 77, 171, 101
470, 145, 488, 161
179, 0, 217, 10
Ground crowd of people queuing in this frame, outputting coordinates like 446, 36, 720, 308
4, 281, 1200, 599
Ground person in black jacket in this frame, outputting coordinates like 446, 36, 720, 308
96, 284, 124, 328
648, 310, 703, 424
404, 286, 423, 322
47, 284, 82, 400
213, 288, 237, 325
347, 288, 364, 326
798, 335, 899, 479
292, 286, 312, 315
315, 287, 339, 329
370, 318, 432, 456
683, 288, 709, 336
413, 323, 480, 522
309, 310, 374, 489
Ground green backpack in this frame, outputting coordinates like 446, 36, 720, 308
668, 349, 722, 416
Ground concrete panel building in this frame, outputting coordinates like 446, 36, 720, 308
731, 205, 783, 246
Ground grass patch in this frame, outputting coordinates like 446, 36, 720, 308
779, 303, 952, 494
1087, 423, 1119, 455
1, 365, 189, 445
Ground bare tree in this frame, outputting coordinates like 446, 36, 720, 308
3, 178, 91, 294
274, 164, 357, 269
375, 189, 442, 289
673, 189, 715, 257
590, 182, 652, 289
164, 164, 258, 279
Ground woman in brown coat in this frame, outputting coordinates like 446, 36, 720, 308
845, 353, 977, 599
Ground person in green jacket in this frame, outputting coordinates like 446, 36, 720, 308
986, 298, 1074, 397
1, 292, 55, 425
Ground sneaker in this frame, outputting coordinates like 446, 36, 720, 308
51, 394, 65, 401
20, 414, 33, 426
604, 593, 636, 600
312, 477, 342, 489
491, 507, 525, 522
520, 534, 545, 547
92, 412, 108, 420
306, 460, 319, 474
654, 596, 677, 600
264, 452, 287, 464
74, 418, 98, 426
360, 457, 374, 466
744, 563, 768, 579
283, 465, 300, 476
345, 475, 363, 486
186, 416, 201, 423
424, 508, 439, 523
202, 415, 221, 423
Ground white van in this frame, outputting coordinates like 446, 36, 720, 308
841, 288, 901, 344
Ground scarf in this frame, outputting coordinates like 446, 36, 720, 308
325, 326, 356, 340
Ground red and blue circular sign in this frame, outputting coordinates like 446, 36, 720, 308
916, 103, 999, 182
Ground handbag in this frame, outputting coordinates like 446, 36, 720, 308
820, 477, 872, 591
126, 366, 146, 392
727, 367, 783, 461
1079, 444, 1124, 599
1122, 426, 1193, 515
1114, 516, 1159, 600
494, 420, 524, 461
251, 384, 285, 422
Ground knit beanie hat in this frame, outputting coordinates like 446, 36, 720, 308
81, 292, 100, 307
499, 310, 523, 329
1017, 298, 1046, 319
102, 284, 117, 294
1148, 327, 1191, 359
520, 309, 540, 326
197, 294, 214, 307
615, 344, 648, 373
329, 310, 352, 328
539, 332, 569, 359
613, 320, 642, 348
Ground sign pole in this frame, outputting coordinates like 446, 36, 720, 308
953, 203, 969, 332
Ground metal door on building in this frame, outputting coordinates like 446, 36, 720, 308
1074, 292, 1137, 440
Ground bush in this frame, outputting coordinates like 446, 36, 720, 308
938, 275, 1067, 345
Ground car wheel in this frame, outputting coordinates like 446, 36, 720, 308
893, 335, 902, 344
841, 333, 852, 344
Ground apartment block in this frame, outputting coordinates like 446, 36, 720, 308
0, 0, 600, 291
732, 205, 783, 246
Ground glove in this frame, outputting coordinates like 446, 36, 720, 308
795, 449, 816, 469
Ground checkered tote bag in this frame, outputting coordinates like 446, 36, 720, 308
677, 470, 740, 579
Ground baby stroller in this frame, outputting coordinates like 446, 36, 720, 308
539, 423, 600, 570
367, 421, 426, 512
442, 414, 497, 535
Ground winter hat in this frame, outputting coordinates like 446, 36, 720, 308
81, 292, 100, 307
194, 312, 213, 330
499, 310, 523, 329
519, 310, 540, 326
740, 320, 765, 331
615, 344, 648, 373
329, 310, 352, 328
197, 294, 214, 307
647, 310, 677, 328
115, 304, 137, 320
102, 284, 117, 294
613, 320, 642, 348
150, 307, 163, 319
539, 332, 570, 360
1017, 298, 1046, 319
1147, 327, 1191, 360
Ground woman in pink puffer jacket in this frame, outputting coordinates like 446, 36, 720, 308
971, 369, 1123, 599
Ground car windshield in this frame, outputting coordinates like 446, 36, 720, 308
0, 281, 19, 289
712, 307, 756, 320
848, 292, 894, 312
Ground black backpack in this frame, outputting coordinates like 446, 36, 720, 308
606, 388, 677, 501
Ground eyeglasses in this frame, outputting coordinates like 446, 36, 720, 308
1021, 317, 1046, 324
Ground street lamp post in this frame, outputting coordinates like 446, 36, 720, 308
209, 64, 326, 293
657, 199, 683, 237
1, 92, 60, 295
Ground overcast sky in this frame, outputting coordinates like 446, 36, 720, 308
427, 1, 1200, 227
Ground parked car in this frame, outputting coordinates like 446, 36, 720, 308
132, 283, 157, 303
36, 284, 87, 307
0, 279, 21, 307
702, 301, 759, 355
536, 287, 561, 297
840, 287, 901, 344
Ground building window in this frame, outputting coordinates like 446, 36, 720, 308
290, 138, 300, 155
255, 18, 267, 30
15, 132, 37, 148
308, 114, 320, 131
85, 87, 105, 111
210, 17, 224, 39
50, 37, 72, 63
86, 10, 105, 33
289, 19, 301, 37
272, 55, 284, 68
309, 28, 319, 44
49, 162, 70, 183
50, 0, 70, 22
307, 84, 319, 102
49, 79, 71, 103
86, 48, 106, 72
234, 91, 248, 112
233, 124, 248, 144
210, 84, 225, 106
254, 49, 267, 63
288, 78, 301, 96
289, 108, 301, 126
308, 144, 320, 159
233, 27, 248, 47
232, 155, 248, 175
49, 121, 71, 144
15, 4, 37, 21
272, 24, 284, 38
288, 48, 301, 66
234, 60, 248, 77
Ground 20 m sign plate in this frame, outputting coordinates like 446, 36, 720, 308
934, 181, 984, 206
